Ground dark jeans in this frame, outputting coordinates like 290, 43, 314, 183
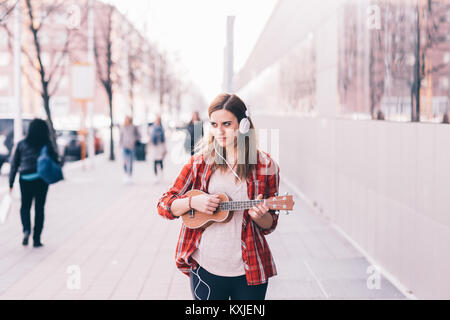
154, 160, 163, 175
190, 265, 268, 300
123, 148, 134, 176
19, 178, 49, 242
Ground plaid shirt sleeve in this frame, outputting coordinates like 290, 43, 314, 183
157, 156, 195, 220
260, 155, 280, 235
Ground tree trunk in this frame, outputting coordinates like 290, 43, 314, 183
108, 89, 115, 161
410, 84, 416, 122
369, 49, 376, 118
412, 1, 421, 122
412, 49, 422, 122
415, 77, 421, 122
129, 84, 134, 118
42, 89, 57, 150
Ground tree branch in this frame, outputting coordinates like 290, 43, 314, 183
0, 0, 19, 23
22, 68, 43, 94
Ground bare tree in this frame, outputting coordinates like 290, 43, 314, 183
126, 32, 146, 118
338, 1, 366, 115
159, 53, 187, 113
342, 0, 449, 121
279, 34, 316, 115
171, 77, 188, 114
142, 45, 157, 120
0, 0, 17, 23
157, 52, 170, 109
385, 0, 450, 122
93, 3, 117, 161
369, 33, 385, 118
410, 0, 449, 122
94, 4, 167, 160
2, 0, 87, 144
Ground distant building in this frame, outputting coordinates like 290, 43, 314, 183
0, 0, 162, 129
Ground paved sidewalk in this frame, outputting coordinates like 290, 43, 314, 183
0, 137, 406, 300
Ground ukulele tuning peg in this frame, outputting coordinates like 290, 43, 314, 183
274, 192, 279, 197
285, 211, 290, 215
284, 192, 289, 196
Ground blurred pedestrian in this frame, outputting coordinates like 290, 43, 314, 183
184, 111, 204, 156
148, 115, 167, 183
376, 110, 385, 120
9, 119, 61, 248
157, 93, 280, 300
119, 116, 141, 184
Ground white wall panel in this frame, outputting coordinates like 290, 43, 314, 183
255, 114, 450, 298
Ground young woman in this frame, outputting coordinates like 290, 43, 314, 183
9, 119, 60, 247
157, 93, 280, 300
119, 116, 141, 183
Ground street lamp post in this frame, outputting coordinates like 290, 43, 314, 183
72, 62, 94, 170
87, 0, 95, 168
14, 0, 23, 145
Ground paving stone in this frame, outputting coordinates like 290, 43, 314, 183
0, 138, 406, 300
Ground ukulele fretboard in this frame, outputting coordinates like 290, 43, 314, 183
219, 200, 264, 211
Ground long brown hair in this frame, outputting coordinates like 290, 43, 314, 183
195, 93, 258, 181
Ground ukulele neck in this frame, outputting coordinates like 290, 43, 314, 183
219, 199, 264, 211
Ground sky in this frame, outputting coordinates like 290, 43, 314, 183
105, 0, 278, 102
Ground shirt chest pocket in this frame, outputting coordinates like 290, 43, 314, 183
251, 178, 266, 198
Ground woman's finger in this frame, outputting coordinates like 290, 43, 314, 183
252, 206, 261, 215
207, 201, 219, 208
259, 204, 269, 213
210, 196, 221, 204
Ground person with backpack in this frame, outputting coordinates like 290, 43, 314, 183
9, 119, 61, 248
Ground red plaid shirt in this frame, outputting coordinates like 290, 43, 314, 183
157, 150, 280, 286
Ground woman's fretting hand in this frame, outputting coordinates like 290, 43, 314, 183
249, 194, 270, 219
249, 194, 273, 230
191, 194, 221, 215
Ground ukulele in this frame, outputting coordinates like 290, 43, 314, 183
181, 189, 295, 229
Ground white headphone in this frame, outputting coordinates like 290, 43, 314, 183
239, 109, 251, 135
